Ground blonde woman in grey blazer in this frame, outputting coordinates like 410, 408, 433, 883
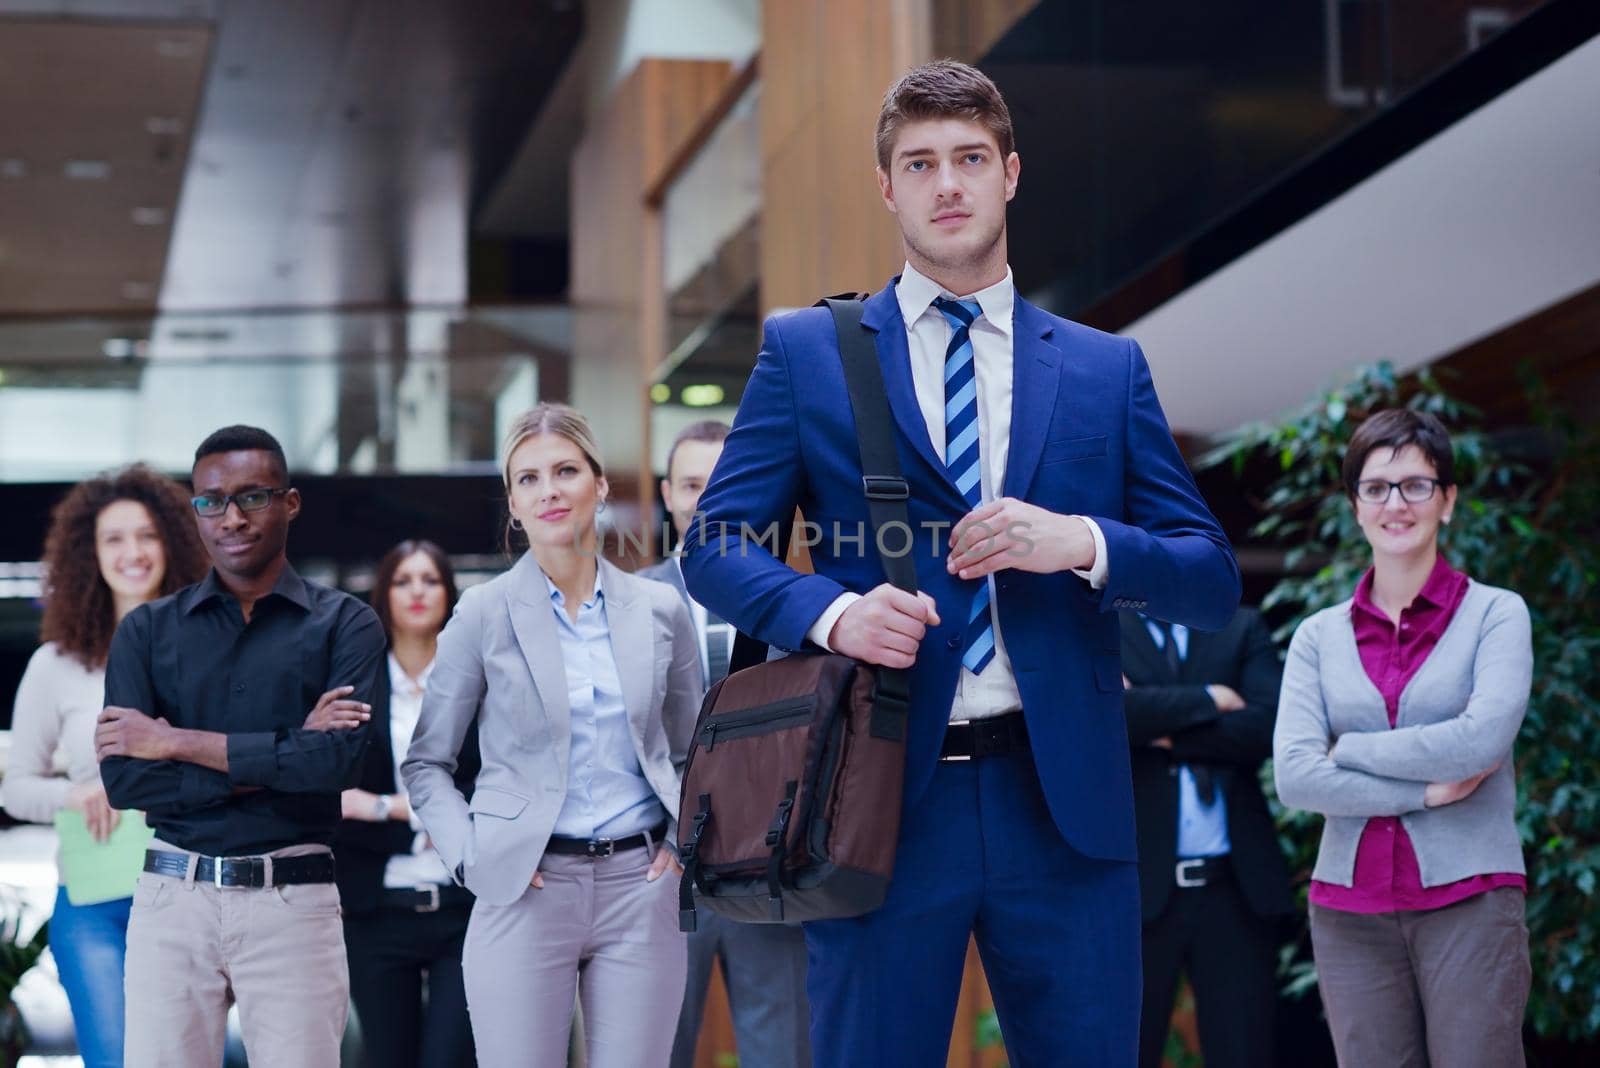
1274, 409, 1533, 1068
402, 403, 701, 1068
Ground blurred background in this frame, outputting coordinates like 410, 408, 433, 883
1, 1, 1597, 1065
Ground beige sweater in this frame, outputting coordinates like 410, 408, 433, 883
3, 643, 107, 876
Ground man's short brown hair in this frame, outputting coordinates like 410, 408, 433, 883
875, 59, 1014, 171
665, 419, 730, 481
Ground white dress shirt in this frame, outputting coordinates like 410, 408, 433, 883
806, 262, 1109, 721
383, 653, 453, 888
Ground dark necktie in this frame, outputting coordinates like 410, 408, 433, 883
704, 610, 732, 687
1156, 619, 1216, 804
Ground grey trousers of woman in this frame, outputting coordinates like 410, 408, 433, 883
1310, 888, 1531, 1068
463, 841, 687, 1068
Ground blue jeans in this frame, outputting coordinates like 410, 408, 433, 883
48, 886, 132, 1068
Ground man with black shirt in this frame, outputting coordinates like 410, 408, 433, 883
96, 425, 383, 1068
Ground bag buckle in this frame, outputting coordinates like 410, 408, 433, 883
861, 475, 909, 501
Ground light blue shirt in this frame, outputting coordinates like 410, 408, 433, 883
545, 569, 666, 839
1143, 618, 1231, 859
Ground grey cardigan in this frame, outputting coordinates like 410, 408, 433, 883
1273, 579, 1532, 888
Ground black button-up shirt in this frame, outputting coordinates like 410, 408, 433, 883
101, 565, 383, 856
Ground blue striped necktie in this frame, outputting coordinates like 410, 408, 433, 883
935, 296, 995, 675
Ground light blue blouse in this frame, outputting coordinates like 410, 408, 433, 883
544, 568, 666, 838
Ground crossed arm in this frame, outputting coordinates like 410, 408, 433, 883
97, 606, 383, 814
1328, 595, 1532, 783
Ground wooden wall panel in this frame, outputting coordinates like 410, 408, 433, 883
570, 58, 736, 533
932, 0, 1042, 59
760, 0, 931, 313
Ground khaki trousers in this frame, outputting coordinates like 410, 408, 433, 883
463, 841, 687, 1068
123, 841, 349, 1068
1310, 887, 1531, 1068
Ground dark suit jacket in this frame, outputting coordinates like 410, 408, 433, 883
1121, 607, 1293, 922
334, 664, 481, 915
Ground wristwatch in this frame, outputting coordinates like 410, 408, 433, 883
372, 793, 394, 821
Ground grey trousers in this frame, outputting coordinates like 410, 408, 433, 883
123, 841, 349, 1068
668, 910, 811, 1068
1310, 888, 1531, 1068
463, 843, 687, 1068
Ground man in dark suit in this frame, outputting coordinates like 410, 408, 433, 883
1120, 606, 1293, 1068
642, 420, 811, 1068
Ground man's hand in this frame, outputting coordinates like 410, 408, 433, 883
1424, 764, 1499, 808
947, 500, 1094, 580
1206, 684, 1246, 712
66, 781, 120, 842
94, 706, 174, 762
646, 845, 683, 883
828, 584, 941, 669
303, 686, 371, 731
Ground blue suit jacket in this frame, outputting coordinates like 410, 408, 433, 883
681, 280, 1240, 862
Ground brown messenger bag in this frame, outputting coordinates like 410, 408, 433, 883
677, 296, 915, 929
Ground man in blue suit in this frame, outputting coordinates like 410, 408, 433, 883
682, 59, 1240, 1066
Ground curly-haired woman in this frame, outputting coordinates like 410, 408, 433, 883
2, 464, 208, 1068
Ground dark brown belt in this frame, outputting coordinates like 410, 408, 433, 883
939, 711, 1030, 762
378, 884, 473, 912
544, 820, 668, 858
143, 849, 335, 888
1175, 856, 1230, 888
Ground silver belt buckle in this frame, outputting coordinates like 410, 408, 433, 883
588, 837, 615, 858
415, 884, 441, 912
940, 719, 972, 762
213, 855, 238, 889
1175, 859, 1207, 888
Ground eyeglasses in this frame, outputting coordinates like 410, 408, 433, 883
1354, 477, 1442, 505
190, 488, 291, 517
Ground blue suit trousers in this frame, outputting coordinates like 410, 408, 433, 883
804, 750, 1142, 1067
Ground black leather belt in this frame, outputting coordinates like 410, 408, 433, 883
939, 711, 1030, 762
379, 884, 473, 913
143, 849, 335, 888
1175, 856, 1230, 888
545, 820, 668, 858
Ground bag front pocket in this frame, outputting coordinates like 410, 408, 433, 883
697, 696, 817, 752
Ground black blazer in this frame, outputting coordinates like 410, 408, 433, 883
334, 664, 481, 916
1120, 608, 1294, 922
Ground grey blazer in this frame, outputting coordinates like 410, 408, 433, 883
401, 554, 702, 907
1273, 579, 1532, 888
637, 557, 705, 687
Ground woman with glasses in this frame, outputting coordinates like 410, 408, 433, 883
1274, 408, 1533, 1067
334, 540, 478, 1068
2, 464, 207, 1068
402, 403, 701, 1068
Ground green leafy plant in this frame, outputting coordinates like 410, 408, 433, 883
1198, 361, 1600, 1041
0, 891, 49, 1067
974, 1005, 1007, 1065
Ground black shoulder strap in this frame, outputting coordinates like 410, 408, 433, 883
824, 297, 917, 598
728, 298, 912, 732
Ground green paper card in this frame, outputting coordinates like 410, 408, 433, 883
53, 808, 153, 906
